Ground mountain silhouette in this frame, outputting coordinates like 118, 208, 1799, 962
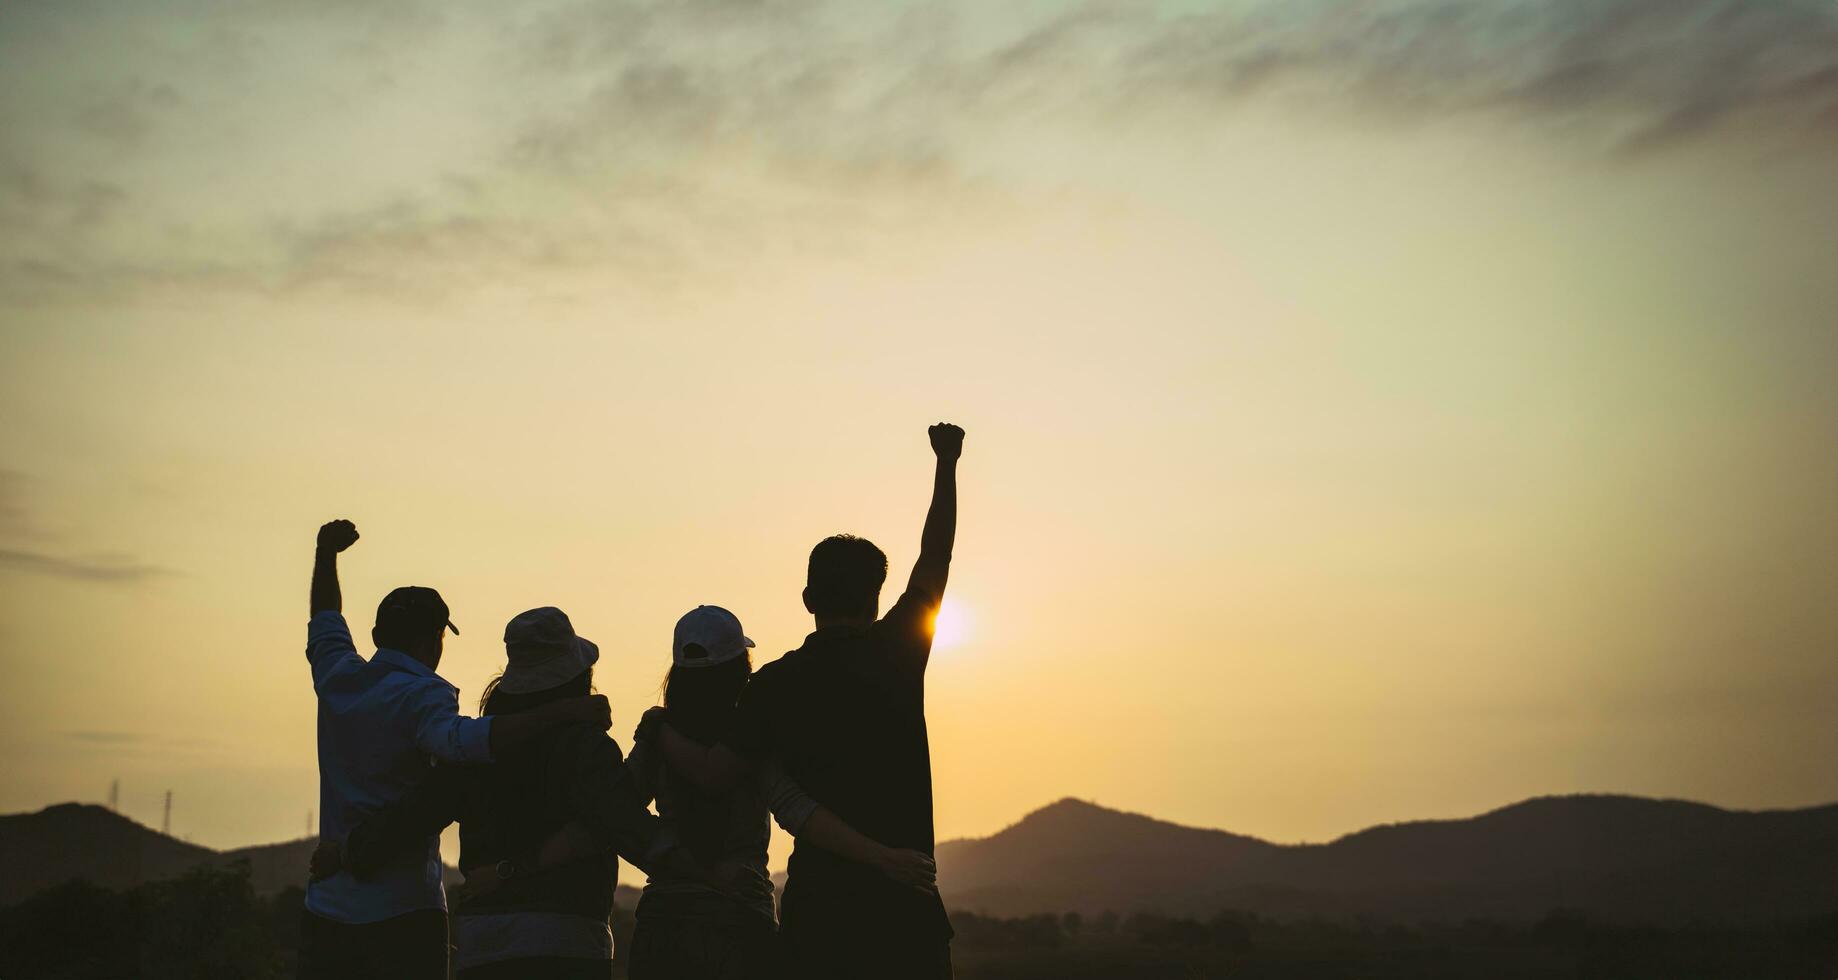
0, 803, 439, 906
935, 795, 1838, 924
9, 796, 1837, 925
0, 803, 219, 905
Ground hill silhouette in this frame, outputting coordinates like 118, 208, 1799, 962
0, 804, 448, 906
9, 796, 1838, 927
936, 795, 1838, 924
0, 803, 220, 906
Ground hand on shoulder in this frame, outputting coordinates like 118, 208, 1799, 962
634, 705, 670, 744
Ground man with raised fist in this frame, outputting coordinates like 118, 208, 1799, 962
299, 519, 613, 980
651, 422, 967, 979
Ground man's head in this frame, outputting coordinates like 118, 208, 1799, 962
372, 586, 458, 668
803, 534, 888, 625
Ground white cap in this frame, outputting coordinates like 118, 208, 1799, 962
672, 605, 755, 668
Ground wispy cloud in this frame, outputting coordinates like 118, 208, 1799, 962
0, 470, 38, 540
1, 0, 1834, 302
61, 730, 150, 744
0, 473, 171, 585
0, 548, 171, 584
496, 0, 1838, 164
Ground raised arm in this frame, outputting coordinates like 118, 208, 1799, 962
311, 519, 359, 616
905, 423, 963, 602
305, 521, 366, 688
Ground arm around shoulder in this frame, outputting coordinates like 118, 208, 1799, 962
343, 764, 467, 877
652, 718, 750, 793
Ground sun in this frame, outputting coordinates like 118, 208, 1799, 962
931, 598, 971, 651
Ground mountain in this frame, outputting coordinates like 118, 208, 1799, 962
11, 795, 1838, 926
0, 804, 456, 907
219, 837, 325, 897
935, 795, 1838, 924
0, 803, 219, 906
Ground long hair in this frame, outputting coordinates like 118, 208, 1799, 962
480, 665, 594, 716
661, 653, 752, 743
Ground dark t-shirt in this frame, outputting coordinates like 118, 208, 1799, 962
723, 585, 951, 942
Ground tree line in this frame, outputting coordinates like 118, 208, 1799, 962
3, 863, 1835, 979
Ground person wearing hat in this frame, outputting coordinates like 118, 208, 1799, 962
301, 521, 615, 980
314, 605, 707, 979
621, 605, 939, 980
647, 422, 965, 979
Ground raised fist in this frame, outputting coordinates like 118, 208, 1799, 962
928, 423, 964, 461
317, 519, 359, 553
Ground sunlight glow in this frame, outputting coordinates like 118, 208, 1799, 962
932, 598, 971, 651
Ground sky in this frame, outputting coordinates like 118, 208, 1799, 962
2, 0, 1836, 866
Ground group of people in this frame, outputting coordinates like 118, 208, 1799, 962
298, 423, 965, 979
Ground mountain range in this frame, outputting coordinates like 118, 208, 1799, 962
7, 794, 1836, 924
936, 794, 1838, 923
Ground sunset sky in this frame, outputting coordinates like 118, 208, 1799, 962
2, 0, 1836, 867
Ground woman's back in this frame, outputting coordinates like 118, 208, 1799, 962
452, 682, 620, 975
629, 732, 776, 919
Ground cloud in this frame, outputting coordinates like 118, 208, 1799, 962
0, 470, 37, 540
0, 474, 171, 584
500, 0, 1838, 163
2, 0, 1835, 303
0, 548, 172, 584
1105, 0, 1838, 151
62, 731, 149, 744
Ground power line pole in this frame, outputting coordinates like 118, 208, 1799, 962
108, 779, 119, 812
161, 790, 172, 836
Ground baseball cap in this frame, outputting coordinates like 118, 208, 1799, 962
375, 586, 458, 641
672, 605, 755, 668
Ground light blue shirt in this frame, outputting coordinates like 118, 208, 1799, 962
304, 610, 495, 923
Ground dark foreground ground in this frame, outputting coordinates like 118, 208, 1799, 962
947, 910, 1838, 980
952, 935, 1838, 980
2, 863, 1834, 979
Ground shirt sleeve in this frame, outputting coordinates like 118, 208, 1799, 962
305, 612, 365, 691
869, 586, 939, 678
757, 755, 819, 836
553, 726, 678, 874
407, 684, 495, 764
624, 737, 658, 808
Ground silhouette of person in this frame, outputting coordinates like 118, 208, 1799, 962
300, 524, 613, 980
622, 605, 938, 980
314, 605, 929, 980
651, 422, 965, 979
312, 606, 698, 979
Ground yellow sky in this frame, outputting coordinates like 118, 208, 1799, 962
3, 1, 1837, 862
